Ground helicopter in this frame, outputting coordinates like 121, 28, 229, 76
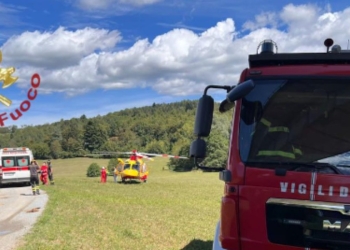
98, 150, 188, 183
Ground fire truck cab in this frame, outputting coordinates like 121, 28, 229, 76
190, 38, 350, 250
0, 147, 34, 186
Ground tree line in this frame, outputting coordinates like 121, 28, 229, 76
0, 100, 234, 170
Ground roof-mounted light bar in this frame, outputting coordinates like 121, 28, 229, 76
256, 39, 278, 54
331, 44, 350, 53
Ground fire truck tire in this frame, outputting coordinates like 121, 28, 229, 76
212, 220, 226, 250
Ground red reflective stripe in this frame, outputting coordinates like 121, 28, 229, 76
174, 156, 179, 159
3, 167, 17, 171
162, 154, 168, 157
2, 166, 29, 171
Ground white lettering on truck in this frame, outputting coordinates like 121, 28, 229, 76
280, 182, 349, 198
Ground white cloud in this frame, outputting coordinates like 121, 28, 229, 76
1, 27, 121, 69
280, 4, 320, 26
77, 0, 161, 11
243, 11, 278, 31
2, 4, 350, 97
119, 0, 161, 6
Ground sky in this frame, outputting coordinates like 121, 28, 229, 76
0, 0, 350, 127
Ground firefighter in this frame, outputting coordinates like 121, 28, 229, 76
241, 98, 302, 160
100, 166, 107, 183
40, 162, 49, 185
254, 117, 302, 160
29, 160, 40, 195
47, 159, 54, 185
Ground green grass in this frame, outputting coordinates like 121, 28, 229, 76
16, 157, 224, 250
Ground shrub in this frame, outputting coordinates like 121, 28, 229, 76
86, 162, 100, 177
107, 158, 120, 176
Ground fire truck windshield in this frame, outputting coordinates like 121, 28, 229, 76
239, 77, 350, 169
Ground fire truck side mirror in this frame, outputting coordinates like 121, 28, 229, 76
189, 138, 206, 159
226, 79, 255, 103
194, 94, 214, 137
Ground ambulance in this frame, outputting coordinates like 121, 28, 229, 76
0, 147, 34, 186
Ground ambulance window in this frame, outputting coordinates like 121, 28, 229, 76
2, 157, 15, 167
17, 157, 29, 166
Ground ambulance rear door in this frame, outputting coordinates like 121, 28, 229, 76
0, 155, 31, 184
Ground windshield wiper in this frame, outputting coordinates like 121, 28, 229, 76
285, 162, 343, 175
245, 161, 343, 174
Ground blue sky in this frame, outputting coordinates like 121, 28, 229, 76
0, 0, 349, 127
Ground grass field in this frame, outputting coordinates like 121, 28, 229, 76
16, 157, 224, 250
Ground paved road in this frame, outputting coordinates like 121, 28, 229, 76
0, 185, 48, 250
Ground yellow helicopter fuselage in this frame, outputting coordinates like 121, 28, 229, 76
117, 159, 148, 183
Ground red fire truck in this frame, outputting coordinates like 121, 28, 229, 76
190, 38, 350, 250
0, 147, 33, 186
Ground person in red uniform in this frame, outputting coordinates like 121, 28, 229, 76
130, 150, 143, 161
40, 162, 48, 185
129, 150, 137, 161
100, 167, 107, 183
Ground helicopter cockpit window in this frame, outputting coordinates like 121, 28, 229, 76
124, 164, 131, 170
134, 164, 140, 171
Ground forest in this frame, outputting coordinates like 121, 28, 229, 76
0, 100, 234, 170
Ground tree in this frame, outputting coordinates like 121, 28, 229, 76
201, 129, 229, 168
50, 140, 62, 159
145, 140, 167, 154
167, 144, 193, 171
84, 120, 108, 153
100, 140, 118, 152
2, 100, 230, 164
51, 127, 62, 141
32, 142, 50, 159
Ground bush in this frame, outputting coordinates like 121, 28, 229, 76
107, 158, 120, 176
86, 163, 101, 177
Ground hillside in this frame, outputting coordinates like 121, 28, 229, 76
0, 100, 234, 169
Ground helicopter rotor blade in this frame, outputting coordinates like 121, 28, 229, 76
96, 151, 133, 155
133, 152, 154, 161
96, 151, 188, 159
137, 152, 188, 159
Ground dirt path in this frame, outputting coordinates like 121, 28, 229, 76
0, 185, 48, 250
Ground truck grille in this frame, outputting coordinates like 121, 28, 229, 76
266, 198, 350, 249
